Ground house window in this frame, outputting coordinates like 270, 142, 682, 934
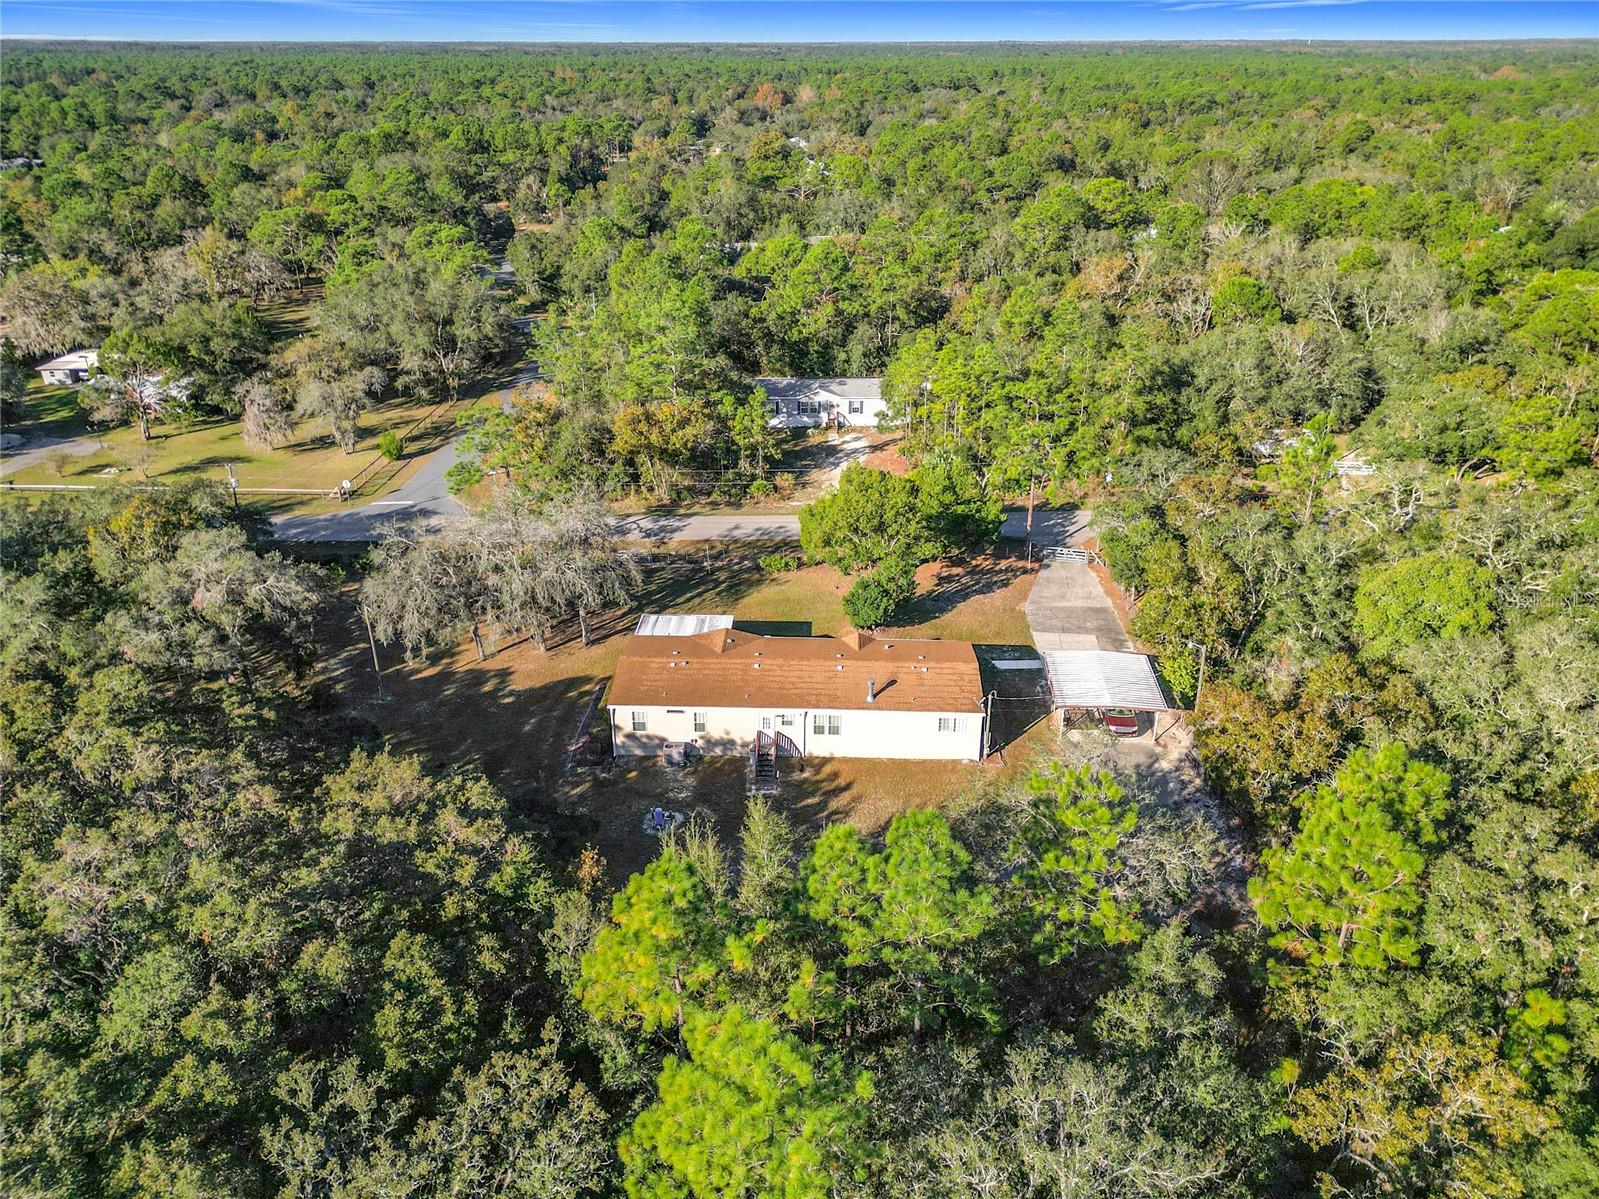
848, 399, 864, 415
693, 712, 707, 733
798, 399, 821, 416
938, 717, 967, 734
631, 711, 648, 733
777, 713, 796, 729
767, 399, 780, 415
812, 714, 842, 736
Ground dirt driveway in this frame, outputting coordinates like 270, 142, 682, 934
783, 429, 895, 499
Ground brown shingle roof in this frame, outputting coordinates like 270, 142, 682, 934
608, 630, 985, 714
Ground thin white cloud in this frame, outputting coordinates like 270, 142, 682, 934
1237, 0, 1367, 8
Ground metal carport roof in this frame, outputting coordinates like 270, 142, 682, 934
1041, 649, 1175, 711
635, 613, 734, 637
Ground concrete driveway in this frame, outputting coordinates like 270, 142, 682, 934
1015, 509, 1128, 651
1025, 560, 1132, 652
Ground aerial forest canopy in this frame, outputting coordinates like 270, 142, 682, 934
2, 40, 1598, 1199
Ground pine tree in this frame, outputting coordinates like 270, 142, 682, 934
1250, 744, 1450, 969
619, 1005, 872, 1199
1011, 763, 1142, 960
579, 849, 727, 1033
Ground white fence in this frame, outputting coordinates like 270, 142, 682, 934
1041, 546, 1098, 565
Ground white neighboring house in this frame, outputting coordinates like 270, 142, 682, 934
36, 348, 98, 386
608, 627, 987, 762
757, 377, 886, 429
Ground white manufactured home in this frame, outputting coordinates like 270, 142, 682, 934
756, 377, 886, 429
607, 626, 987, 762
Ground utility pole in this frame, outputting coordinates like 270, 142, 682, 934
361, 605, 386, 700
1025, 467, 1036, 564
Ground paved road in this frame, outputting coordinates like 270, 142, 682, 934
0, 431, 108, 479
268, 437, 466, 541
615, 512, 801, 541
270, 493, 1092, 544
1005, 506, 1091, 545
267, 362, 543, 542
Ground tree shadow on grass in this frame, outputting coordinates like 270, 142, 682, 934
160, 454, 251, 478
894, 551, 1035, 631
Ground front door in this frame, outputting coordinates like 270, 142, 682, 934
763, 712, 801, 754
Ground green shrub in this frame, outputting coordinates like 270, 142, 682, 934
773, 472, 797, 497
759, 552, 799, 573
747, 479, 775, 499
842, 557, 917, 629
377, 430, 404, 460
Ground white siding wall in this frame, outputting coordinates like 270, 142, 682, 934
609, 704, 984, 761
766, 393, 887, 429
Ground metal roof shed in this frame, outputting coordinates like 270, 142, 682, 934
634, 613, 734, 638
1041, 649, 1174, 712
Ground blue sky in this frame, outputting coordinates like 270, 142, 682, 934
0, 1, 1593, 43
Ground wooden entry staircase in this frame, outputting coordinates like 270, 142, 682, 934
749, 731, 780, 794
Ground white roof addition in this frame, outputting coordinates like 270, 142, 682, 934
1042, 649, 1174, 712
634, 613, 735, 638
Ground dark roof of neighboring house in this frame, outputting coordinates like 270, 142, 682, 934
608, 629, 984, 714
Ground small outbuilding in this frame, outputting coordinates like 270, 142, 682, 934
36, 348, 98, 386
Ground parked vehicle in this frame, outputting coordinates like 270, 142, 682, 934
1103, 708, 1141, 737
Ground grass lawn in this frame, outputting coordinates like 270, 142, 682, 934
322, 542, 1045, 882
6, 381, 87, 440
5, 391, 441, 487
3, 354, 529, 513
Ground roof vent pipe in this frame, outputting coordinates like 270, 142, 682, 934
866, 678, 877, 703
